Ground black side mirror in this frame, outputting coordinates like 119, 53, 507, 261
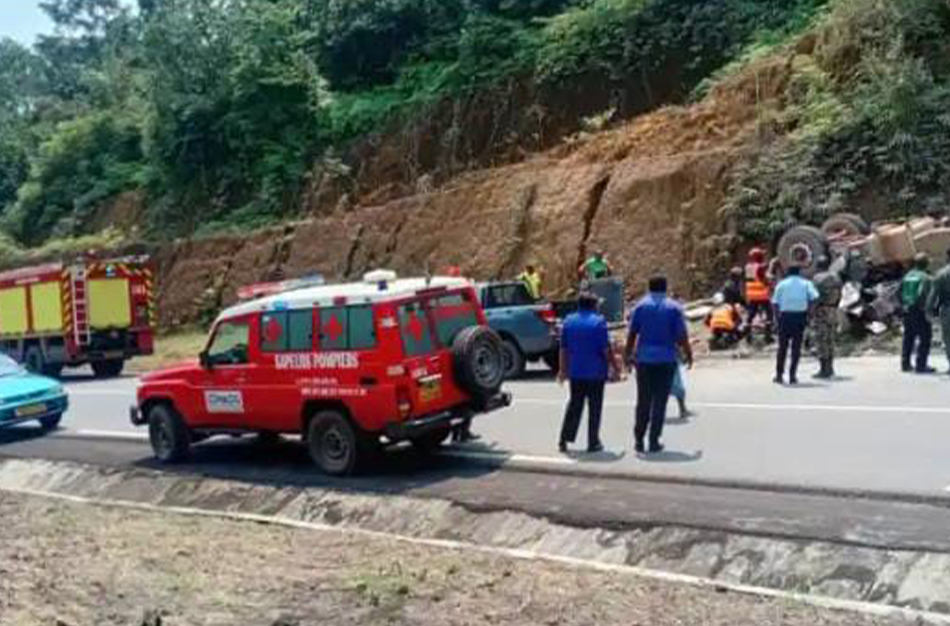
199, 351, 212, 369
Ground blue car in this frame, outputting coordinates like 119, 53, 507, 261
0, 354, 68, 431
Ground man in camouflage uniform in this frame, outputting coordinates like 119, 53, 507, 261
811, 256, 843, 380
929, 249, 950, 374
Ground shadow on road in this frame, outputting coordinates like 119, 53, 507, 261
60, 373, 138, 386
0, 425, 51, 447
130, 436, 502, 497
636, 449, 703, 464
565, 449, 626, 464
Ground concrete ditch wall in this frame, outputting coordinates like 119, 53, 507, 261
1, 457, 948, 617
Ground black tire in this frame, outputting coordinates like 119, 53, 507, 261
499, 338, 526, 380
91, 359, 124, 379
410, 427, 452, 454
41, 362, 64, 378
23, 345, 44, 374
39, 412, 62, 431
307, 410, 362, 476
821, 213, 870, 238
777, 225, 829, 277
542, 350, 560, 375
147, 403, 191, 463
452, 326, 505, 404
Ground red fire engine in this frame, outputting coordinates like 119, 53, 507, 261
0, 256, 156, 377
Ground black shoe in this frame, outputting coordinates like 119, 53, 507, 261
789, 376, 799, 385
902, 364, 913, 373
917, 366, 937, 374
558, 441, 569, 453
648, 443, 665, 454
773, 375, 784, 385
634, 440, 645, 453
587, 443, 605, 454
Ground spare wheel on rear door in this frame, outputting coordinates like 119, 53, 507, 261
452, 326, 505, 405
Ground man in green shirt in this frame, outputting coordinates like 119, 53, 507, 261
579, 251, 612, 284
902, 253, 935, 374
929, 249, 950, 374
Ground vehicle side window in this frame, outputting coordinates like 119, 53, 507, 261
430, 293, 479, 346
487, 284, 532, 308
207, 320, 250, 366
348, 306, 377, 350
398, 300, 434, 357
317, 306, 377, 351
261, 310, 313, 352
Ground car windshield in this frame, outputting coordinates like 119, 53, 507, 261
0, 355, 24, 377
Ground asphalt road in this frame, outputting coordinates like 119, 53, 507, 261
22, 355, 950, 499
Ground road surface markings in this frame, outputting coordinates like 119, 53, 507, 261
64, 429, 148, 441
442, 450, 577, 466
514, 398, 950, 415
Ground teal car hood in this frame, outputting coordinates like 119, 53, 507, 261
0, 373, 60, 401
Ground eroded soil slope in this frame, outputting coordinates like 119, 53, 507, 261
155, 56, 791, 328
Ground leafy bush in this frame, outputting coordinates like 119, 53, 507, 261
721, 0, 950, 239
9, 112, 144, 245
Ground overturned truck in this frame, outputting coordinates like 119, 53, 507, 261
777, 213, 950, 334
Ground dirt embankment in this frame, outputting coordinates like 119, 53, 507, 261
0, 491, 904, 626
154, 57, 791, 329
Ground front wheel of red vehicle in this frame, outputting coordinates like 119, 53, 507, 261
148, 404, 191, 464
307, 410, 362, 476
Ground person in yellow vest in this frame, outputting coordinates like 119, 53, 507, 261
745, 247, 774, 340
518, 264, 543, 301
705, 293, 744, 350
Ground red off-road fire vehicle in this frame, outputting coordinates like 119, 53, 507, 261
132, 272, 510, 475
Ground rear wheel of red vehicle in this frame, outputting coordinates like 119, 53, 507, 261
147, 404, 191, 464
410, 427, 452, 454
307, 410, 362, 476
92, 359, 124, 379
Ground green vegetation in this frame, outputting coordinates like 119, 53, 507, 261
5, 0, 914, 250
721, 0, 950, 240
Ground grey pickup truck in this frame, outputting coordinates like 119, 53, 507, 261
476, 282, 559, 379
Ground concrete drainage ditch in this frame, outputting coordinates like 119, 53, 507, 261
1, 457, 949, 623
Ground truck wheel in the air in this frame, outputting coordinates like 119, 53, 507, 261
91, 359, 124, 379
147, 403, 191, 463
821, 213, 871, 238
777, 225, 830, 277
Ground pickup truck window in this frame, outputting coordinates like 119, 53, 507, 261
208, 320, 250, 366
485, 284, 534, 308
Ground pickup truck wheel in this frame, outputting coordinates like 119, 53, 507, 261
148, 404, 191, 463
39, 412, 62, 431
92, 359, 124, 379
500, 338, 526, 380
307, 410, 361, 476
410, 427, 452, 454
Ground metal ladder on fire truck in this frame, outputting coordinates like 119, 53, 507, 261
70, 265, 91, 348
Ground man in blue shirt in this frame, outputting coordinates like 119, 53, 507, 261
624, 276, 693, 454
558, 293, 621, 453
771, 265, 819, 385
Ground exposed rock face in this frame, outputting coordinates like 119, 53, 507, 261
154, 57, 789, 329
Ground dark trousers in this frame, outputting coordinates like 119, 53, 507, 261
634, 363, 676, 447
902, 308, 932, 371
776, 312, 807, 380
560, 379, 605, 447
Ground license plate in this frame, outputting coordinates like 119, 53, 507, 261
419, 380, 442, 403
15, 403, 46, 418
